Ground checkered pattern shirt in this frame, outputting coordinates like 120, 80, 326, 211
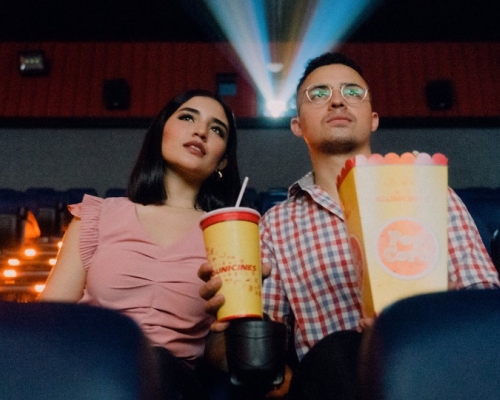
261, 172, 499, 360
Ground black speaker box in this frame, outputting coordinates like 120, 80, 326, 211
425, 80, 453, 110
103, 78, 131, 110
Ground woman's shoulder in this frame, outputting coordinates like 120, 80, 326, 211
96, 196, 137, 219
85, 194, 136, 206
69, 194, 133, 218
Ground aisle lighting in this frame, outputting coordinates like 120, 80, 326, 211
34, 284, 45, 293
24, 248, 37, 257
7, 259, 20, 266
3, 269, 17, 278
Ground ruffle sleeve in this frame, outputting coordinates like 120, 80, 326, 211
68, 194, 103, 271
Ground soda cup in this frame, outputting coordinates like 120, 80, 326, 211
200, 207, 263, 321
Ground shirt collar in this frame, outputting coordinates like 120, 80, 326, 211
289, 171, 314, 197
288, 171, 344, 218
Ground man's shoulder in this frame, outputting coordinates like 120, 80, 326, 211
261, 194, 300, 227
260, 172, 314, 220
262, 197, 291, 217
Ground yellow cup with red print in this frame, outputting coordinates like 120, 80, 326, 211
200, 207, 263, 321
337, 152, 449, 318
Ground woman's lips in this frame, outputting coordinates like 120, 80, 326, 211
183, 141, 206, 155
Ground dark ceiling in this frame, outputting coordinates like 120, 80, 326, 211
0, 0, 498, 43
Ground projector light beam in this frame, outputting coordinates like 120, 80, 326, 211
202, 0, 379, 117
205, 0, 275, 100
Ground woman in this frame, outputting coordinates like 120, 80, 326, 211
39, 89, 241, 399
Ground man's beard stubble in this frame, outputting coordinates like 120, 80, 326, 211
317, 137, 359, 156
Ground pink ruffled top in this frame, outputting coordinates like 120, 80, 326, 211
69, 195, 213, 367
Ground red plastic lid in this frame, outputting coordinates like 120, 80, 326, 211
200, 207, 260, 230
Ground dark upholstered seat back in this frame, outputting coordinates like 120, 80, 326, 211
360, 289, 500, 400
0, 301, 160, 400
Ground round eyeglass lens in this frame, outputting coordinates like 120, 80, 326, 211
306, 85, 332, 104
341, 84, 367, 103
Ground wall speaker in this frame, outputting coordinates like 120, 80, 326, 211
103, 78, 130, 110
425, 80, 453, 110
18, 50, 49, 77
216, 73, 237, 97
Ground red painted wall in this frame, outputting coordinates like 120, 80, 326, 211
339, 42, 500, 118
0, 42, 257, 118
0, 42, 498, 119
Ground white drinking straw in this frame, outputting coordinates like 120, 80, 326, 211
235, 176, 249, 207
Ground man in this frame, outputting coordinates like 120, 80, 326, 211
200, 52, 499, 399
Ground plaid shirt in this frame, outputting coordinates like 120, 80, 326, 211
261, 172, 499, 360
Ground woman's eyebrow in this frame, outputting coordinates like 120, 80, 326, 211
212, 117, 228, 132
178, 106, 228, 132
178, 106, 200, 115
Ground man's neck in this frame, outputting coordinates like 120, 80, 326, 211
310, 149, 371, 203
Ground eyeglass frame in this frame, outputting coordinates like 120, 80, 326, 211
303, 83, 370, 106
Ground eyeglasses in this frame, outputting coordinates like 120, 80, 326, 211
304, 83, 369, 105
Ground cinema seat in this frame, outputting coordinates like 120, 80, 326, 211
455, 187, 500, 255
0, 301, 160, 400
105, 187, 127, 198
360, 289, 500, 400
25, 187, 66, 237
64, 187, 99, 204
491, 227, 500, 274
258, 187, 288, 214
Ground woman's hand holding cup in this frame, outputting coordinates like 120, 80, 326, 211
198, 261, 272, 332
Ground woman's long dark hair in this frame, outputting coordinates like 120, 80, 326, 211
127, 89, 241, 211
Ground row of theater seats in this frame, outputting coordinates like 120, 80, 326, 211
254, 187, 500, 272
3, 288, 500, 399
255, 187, 500, 251
453, 187, 500, 257
242, 187, 288, 214
0, 187, 127, 250
0, 185, 284, 250
2, 186, 499, 258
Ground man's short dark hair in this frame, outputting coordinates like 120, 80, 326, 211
296, 52, 364, 94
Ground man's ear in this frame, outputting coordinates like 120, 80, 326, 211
371, 112, 379, 132
291, 116, 303, 138
217, 157, 228, 171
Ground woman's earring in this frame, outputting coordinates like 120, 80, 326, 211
215, 169, 223, 181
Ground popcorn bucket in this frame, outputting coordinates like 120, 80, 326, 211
337, 152, 449, 317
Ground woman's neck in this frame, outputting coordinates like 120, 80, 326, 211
163, 171, 201, 209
